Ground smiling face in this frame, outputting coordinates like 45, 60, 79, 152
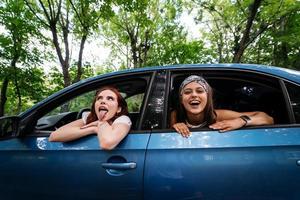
181, 81, 208, 117
94, 89, 121, 121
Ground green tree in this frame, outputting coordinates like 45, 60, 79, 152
0, 0, 45, 116
25, 0, 113, 87
191, 0, 300, 63
146, 24, 214, 66
69, 0, 114, 82
101, 0, 162, 68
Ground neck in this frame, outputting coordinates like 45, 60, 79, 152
186, 113, 205, 125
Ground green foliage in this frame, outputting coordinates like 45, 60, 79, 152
146, 24, 214, 66
71, 0, 114, 36
3, 67, 47, 115
0, 0, 47, 116
190, 0, 300, 65
126, 93, 144, 112
46, 63, 95, 96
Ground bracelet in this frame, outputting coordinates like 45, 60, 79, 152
240, 115, 251, 127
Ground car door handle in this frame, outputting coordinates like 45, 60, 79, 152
101, 162, 136, 170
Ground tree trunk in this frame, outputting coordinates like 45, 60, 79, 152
0, 78, 9, 117
11, 55, 22, 113
75, 34, 87, 83
50, 26, 71, 87
232, 0, 262, 63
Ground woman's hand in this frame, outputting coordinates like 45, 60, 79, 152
81, 120, 106, 132
173, 123, 190, 138
209, 117, 246, 132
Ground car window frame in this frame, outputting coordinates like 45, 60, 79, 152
19, 71, 155, 137
159, 68, 300, 133
281, 79, 300, 123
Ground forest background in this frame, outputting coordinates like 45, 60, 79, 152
0, 0, 299, 117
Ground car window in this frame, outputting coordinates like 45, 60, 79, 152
34, 75, 151, 134
169, 70, 289, 128
45, 91, 94, 116
285, 81, 300, 123
126, 93, 144, 113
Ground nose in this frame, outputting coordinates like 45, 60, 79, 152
100, 98, 106, 104
191, 90, 197, 96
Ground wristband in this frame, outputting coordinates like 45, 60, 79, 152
240, 115, 251, 127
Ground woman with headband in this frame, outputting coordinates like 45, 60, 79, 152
170, 75, 274, 137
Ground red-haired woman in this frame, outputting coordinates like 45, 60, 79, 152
49, 86, 131, 150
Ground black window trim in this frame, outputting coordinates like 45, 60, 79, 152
279, 79, 296, 123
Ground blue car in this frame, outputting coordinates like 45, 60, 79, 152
0, 64, 300, 200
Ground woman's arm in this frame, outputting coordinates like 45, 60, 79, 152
209, 109, 274, 132
48, 119, 96, 142
97, 122, 131, 150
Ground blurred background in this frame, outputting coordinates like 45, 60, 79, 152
0, 0, 299, 116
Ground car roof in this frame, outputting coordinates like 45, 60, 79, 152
87, 63, 300, 84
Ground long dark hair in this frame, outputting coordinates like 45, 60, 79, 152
177, 80, 216, 125
86, 86, 128, 124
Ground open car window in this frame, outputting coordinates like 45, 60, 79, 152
34, 74, 151, 135
169, 70, 290, 128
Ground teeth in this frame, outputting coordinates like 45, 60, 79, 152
190, 100, 200, 104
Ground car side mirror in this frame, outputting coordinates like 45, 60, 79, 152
0, 116, 19, 139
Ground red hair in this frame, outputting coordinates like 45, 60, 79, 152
86, 86, 129, 124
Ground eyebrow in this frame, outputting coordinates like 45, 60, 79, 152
184, 86, 205, 91
97, 94, 115, 98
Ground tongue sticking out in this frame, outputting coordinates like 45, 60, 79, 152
99, 110, 107, 120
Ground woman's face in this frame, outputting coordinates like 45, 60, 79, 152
181, 81, 208, 116
94, 89, 121, 121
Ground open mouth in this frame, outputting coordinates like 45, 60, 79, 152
99, 107, 108, 120
189, 100, 200, 106
99, 108, 108, 112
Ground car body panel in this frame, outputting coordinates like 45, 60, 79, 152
0, 132, 150, 200
144, 127, 300, 200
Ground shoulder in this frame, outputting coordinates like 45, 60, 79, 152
113, 115, 132, 126
82, 111, 91, 124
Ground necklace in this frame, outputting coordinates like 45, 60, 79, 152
185, 120, 207, 128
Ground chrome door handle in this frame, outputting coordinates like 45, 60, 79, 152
101, 162, 136, 170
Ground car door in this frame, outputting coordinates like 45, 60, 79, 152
0, 72, 154, 200
144, 69, 300, 200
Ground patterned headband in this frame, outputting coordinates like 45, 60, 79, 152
179, 75, 209, 94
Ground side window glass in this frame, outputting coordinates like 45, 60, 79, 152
46, 91, 94, 116
285, 82, 300, 123
37, 91, 94, 131
126, 94, 144, 113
